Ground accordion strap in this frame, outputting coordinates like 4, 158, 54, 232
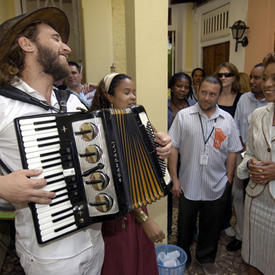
0, 158, 12, 174
53, 89, 71, 113
0, 86, 71, 113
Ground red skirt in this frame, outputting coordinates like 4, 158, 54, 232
101, 210, 158, 275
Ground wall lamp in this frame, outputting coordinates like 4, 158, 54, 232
230, 20, 249, 52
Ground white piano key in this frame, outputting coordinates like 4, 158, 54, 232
54, 189, 68, 197
23, 137, 60, 148
36, 194, 69, 210
37, 204, 72, 219
24, 143, 60, 154
20, 122, 57, 131
32, 171, 64, 181
28, 158, 61, 170
21, 127, 58, 137
26, 146, 60, 159
27, 153, 61, 164
50, 194, 69, 204
164, 170, 171, 185
38, 209, 74, 226
36, 201, 72, 215
42, 180, 66, 192
40, 165, 63, 177
22, 130, 59, 142
46, 174, 64, 183
39, 215, 75, 232
41, 224, 77, 243
40, 167, 75, 179
19, 116, 56, 126
63, 168, 75, 177
138, 111, 148, 126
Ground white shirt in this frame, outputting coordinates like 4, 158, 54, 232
0, 79, 103, 261
169, 103, 242, 201
234, 91, 267, 143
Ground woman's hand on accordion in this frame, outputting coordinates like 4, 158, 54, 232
141, 217, 166, 243
154, 132, 172, 159
0, 169, 56, 204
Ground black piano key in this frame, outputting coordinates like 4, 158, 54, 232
50, 197, 70, 207
54, 221, 76, 233
40, 149, 60, 158
37, 135, 59, 142
42, 161, 62, 170
47, 177, 65, 185
45, 171, 63, 180
53, 189, 68, 197
51, 206, 73, 217
39, 140, 60, 148
35, 125, 57, 131
52, 212, 74, 223
41, 156, 61, 163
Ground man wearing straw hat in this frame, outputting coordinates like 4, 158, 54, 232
0, 7, 104, 274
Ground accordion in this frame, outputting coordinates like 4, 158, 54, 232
14, 105, 171, 244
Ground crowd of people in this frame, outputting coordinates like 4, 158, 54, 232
167, 60, 274, 275
0, 6, 274, 275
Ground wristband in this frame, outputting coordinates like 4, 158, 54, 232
134, 209, 148, 224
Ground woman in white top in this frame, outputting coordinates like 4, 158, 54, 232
237, 52, 275, 275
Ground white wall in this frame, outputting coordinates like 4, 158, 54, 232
193, 0, 248, 71
169, 3, 190, 73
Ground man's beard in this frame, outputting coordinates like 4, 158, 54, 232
36, 42, 70, 81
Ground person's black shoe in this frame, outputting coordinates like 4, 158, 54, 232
226, 238, 242, 251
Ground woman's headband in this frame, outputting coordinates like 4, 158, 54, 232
104, 73, 119, 93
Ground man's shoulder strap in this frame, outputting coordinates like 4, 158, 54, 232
0, 85, 56, 111
53, 89, 71, 113
0, 86, 73, 112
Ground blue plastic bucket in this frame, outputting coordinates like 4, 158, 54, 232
156, 244, 187, 275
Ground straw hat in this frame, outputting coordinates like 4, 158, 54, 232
0, 7, 70, 61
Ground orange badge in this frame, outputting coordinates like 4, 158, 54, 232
213, 128, 226, 149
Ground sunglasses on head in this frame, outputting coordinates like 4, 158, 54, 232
217, 73, 234, 78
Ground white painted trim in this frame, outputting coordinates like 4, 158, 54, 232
193, 0, 248, 72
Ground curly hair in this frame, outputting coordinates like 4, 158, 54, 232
168, 72, 193, 99
214, 62, 240, 94
91, 74, 131, 111
0, 22, 41, 85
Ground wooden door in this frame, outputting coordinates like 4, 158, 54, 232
203, 42, 229, 75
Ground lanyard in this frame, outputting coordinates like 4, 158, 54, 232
198, 114, 217, 145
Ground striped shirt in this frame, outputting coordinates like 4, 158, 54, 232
169, 103, 242, 201
234, 91, 267, 144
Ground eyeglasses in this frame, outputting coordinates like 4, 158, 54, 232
217, 73, 234, 78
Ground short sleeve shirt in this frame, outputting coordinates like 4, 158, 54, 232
169, 103, 242, 200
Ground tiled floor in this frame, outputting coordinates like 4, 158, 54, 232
168, 197, 249, 275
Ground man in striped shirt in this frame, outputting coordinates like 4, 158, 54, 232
168, 76, 242, 275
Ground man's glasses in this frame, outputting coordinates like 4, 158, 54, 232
217, 73, 234, 78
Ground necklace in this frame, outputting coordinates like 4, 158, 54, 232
171, 100, 188, 112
